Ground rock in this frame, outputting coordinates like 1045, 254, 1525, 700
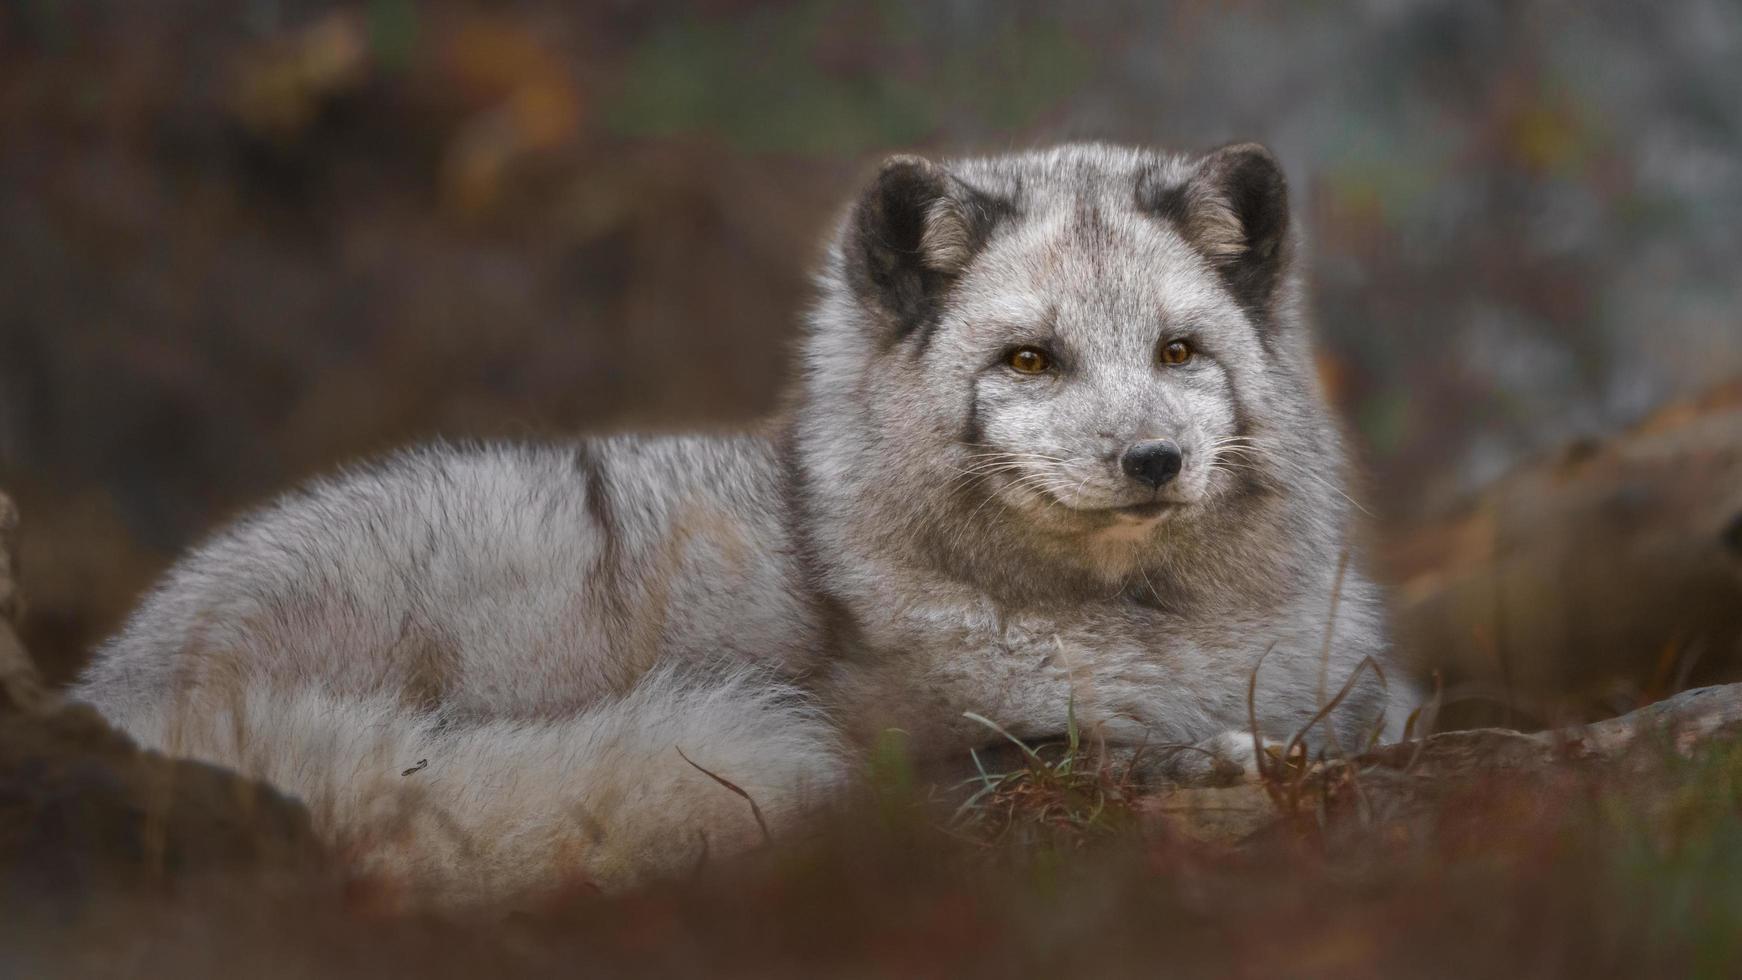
1388, 380, 1742, 727
0, 489, 330, 917
1138, 681, 1742, 846
0, 702, 329, 898
0, 491, 52, 715
1359, 680, 1742, 775
0, 489, 18, 620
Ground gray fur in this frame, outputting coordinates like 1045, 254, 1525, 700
73, 143, 1417, 897
803, 143, 1407, 756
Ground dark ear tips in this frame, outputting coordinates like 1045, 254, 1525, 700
862, 156, 945, 250
1140, 142, 1292, 309
858, 156, 974, 273
1201, 142, 1282, 174
1199, 142, 1289, 261
846, 155, 997, 341
875, 154, 942, 187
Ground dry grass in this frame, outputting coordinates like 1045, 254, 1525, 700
943, 705, 1142, 850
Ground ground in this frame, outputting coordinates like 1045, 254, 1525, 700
5, 602, 1742, 977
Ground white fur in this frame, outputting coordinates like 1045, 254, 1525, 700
100, 662, 841, 902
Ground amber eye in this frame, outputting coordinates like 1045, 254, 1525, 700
1007, 347, 1052, 375
1159, 339, 1194, 366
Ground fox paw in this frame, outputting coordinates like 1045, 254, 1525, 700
1125, 730, 1294, 788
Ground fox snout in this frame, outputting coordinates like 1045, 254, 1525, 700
1119, 439, 1184, 489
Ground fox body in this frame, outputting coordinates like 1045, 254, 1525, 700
74, 143, 1413, 900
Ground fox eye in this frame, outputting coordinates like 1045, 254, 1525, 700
1006, 347, 1053, 375
1159, 339, 1194, 366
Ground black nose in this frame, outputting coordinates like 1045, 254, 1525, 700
1120, 439, 1183, 488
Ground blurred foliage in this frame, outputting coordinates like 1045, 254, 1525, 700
609, 2, 1092, 153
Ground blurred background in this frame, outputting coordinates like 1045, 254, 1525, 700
1, 1, 1739, 719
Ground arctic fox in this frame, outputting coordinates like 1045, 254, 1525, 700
73, 143, 1415, 901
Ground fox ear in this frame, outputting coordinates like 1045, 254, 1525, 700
844, 155, 1004, 344
1138, 143, 1292, 310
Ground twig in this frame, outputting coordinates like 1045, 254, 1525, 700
677, 746, 771, 845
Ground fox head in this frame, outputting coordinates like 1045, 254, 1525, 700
799, 143, 1346, 591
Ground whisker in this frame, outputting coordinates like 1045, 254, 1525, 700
1206, 444, 1375, 517
953, 459, 1058, 475
957, 444, 1069, 462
